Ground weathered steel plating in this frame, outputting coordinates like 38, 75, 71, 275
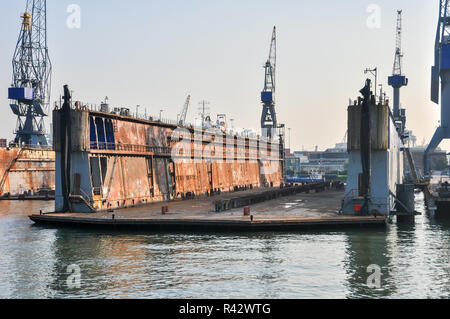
0, 147, 55, 196
53, 94, 284, 213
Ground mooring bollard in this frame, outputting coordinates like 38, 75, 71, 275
244, 206, 250, 216
112, 214, 115, 220
162, 206, 168, 215
250, 215, 254, 222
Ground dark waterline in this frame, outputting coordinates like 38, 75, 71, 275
0, 194, 449, 299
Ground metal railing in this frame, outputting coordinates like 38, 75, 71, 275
54, 101, 283, 142
343, 188, 391, 206
5, 143, 53, 150
79, 187, 94, 203
90, 141, 171, 155
55, 100, 190, 127
69, 187, 96, 211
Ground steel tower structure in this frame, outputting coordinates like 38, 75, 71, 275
388, 10, 408, 133
178, 95, 191, 126
424, 0, 450, 176
8, 0, 51, 146
261, 26, 277, 139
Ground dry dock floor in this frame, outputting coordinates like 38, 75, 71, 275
29, 189, 387, 231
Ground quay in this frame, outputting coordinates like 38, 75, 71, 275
29, 188, 387, 232
1, 195, 55, 201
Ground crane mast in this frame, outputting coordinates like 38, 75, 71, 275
424, 0, 450, 176
388, 10, 408, 133
261, 26, 277, 139
393, 10, 403, 76
8, 0, 52, 146
178, 95, 191, 126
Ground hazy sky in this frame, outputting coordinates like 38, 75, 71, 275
0, 0, 446, 151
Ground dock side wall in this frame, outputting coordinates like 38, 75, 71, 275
55, 152, 63, 211
0, 147, 55, 196
344, 102, 404, 215
54, 109, 283, 212
344, 151, 390, 213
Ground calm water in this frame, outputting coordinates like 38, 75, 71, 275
0, 194, 449, 299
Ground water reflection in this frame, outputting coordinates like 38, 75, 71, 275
0, 200, 55, 298
1, 198, 450, 298
343, 194, 450, 299
343, 228, 393, 298
255, 236, 285, 298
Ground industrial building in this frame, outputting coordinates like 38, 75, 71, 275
284, 143, 348, 175
284, 149, 302, 175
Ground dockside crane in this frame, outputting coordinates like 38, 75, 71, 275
178, 95, 191, 126
261, 26, 277, 139
388, 10, 408, 134
424, 0, 450, 176
8, 0, 52, 146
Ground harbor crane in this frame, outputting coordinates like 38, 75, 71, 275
342, 130, 348, 144
388, 10, 408, 134
8, 0, 52, 146
261, 26, 277, 139
424, 0, 450, 176
178, 95, 191, 126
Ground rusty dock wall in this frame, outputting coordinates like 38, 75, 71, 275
0, 147, 55, 197
53, 107, 284, 213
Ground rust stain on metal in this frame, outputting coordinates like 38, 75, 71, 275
0, 147, 55, 196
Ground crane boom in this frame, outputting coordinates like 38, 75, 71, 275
265, 26, 276, 93
178, 95, 191, 126
261, 26, 277, 139
393, 10, 403, 76
388, 10, 408, 132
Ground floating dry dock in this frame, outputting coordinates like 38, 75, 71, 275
30, 188, 387, 231
29, 87, 386, 231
